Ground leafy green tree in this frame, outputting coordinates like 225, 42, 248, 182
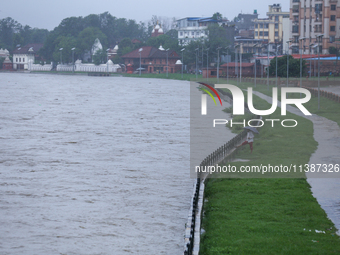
92, 49, 107, 65
146, 34, 179, 52
77, 27, 107, 58
212, 12, 223, 21
269, 55, 306, 77
52, 35, 77, 64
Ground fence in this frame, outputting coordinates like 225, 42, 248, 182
184, 83, 261, 255
56, 61, 121, 73
302, 86, 340, 103
28, 63, 53, 71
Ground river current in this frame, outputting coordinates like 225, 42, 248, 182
0, 73, 193, 255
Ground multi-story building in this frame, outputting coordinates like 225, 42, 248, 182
176, 17, 227, 45
254, 4, 290, 53
13, 44, 44, 70
290, 0, 340, 54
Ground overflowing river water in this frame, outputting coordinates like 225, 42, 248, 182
0, 73, 194, 254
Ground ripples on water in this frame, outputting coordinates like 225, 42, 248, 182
0, 74, 193, 254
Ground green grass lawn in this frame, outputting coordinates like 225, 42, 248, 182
199, 92, 340, 254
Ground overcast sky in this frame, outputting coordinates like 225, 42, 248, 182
1, 0, 289, 30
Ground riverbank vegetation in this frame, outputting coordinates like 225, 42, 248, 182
199, 91, 340, 254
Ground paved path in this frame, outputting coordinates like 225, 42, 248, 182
320, 85, 340, 96
252, 90, 340, 234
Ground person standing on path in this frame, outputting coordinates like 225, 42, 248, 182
237, 130, 254, 153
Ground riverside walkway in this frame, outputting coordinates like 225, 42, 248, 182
252, 90, 340, 234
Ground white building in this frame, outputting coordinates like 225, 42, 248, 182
0, 48, 9, 58
176, 17, 227, 45
13, 44, 43, 70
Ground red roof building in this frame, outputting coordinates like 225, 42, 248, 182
121, 46, 181, 74
12, 43, 44, 70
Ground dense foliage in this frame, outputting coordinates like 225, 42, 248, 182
0, 17, 49, 52
268, 55, 306, 77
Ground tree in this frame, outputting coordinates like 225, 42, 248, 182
146, 34, 179, 52
212, 12, 223, 21
77, 27, 107, 58
269, 55, 306, 77
92, 49, 107, 65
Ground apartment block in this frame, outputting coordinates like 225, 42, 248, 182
290, 0, 340, 54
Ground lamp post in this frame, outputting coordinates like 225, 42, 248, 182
253, 44, 258, 88
166, 48, 169, 78
106, 48, 110, 73
181, 48, 185, 79
299, 37, 306, 94
16, 45, 21, 71
206, 48, 209, 81
225, 46, 230, 84
317, 34, 324, 110
71, 47, 75, 74
309, 43, 314, 78
266, 43, 269, 90
235, 45, 239, 86
59, 48, 63, 65
139, 47, 143, 76
217, 47, 221, 83
276, 44, 281, 87
195, 48, 199, 80
240, 43, 242, 83
286, 40, 291, 87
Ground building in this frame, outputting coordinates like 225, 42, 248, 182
290, 0, 340, 54
2, 57, 13, 70
176, 17, 226, 45
13, 43, 43, 70
107, 45, 119, 59
254, 4, 290, 53
151, 22, 164, 37
0, 48, 9, 58
121, 46, 181, 73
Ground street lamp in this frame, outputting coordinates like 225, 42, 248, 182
139, 48, 143, 76
16, 44, 21, 71
299, 37, 307, 93
181, 48, 185, 79
195, 48, 199, 80
106, 48, 110, 73
316, 34, 324, 110
59, 48, 63, 65
266, 43, 270, 90
225, 46, 230, 84
276, 44, 281, 87
205, 48, 210, 81
71, 47, 75, 74
217, 47, 222, 83
286, 40, 292, 87
309, 43, 314, 78
235, 45, 240, 86
166, 48, 170, 78
253, 44, 258, 88
240, 43, 243, 83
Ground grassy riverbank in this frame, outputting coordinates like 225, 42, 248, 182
199, 91, 340, 254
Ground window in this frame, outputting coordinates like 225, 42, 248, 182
265, 24, 269, 28
255, 31, 258, 36
196, 32, 199, 35
192, 32, 194, 36
331, 15, 336, 21
275, 16, 279, 21
19, 58, 21, 62
193, 22, 196, 27
259, 31, 263, 36
330, 26, 336, 31
264, 31, 269, 36
315, 4, 322, 13
275, 31, 278, 37
23, 58, 25, 62
16, 58, 18, 62
330, 36, 335, 42
180, 32, 183, 36
260, 23, 263, 28
292, 25, 299, 33
331, 5, 336, 11
275, 24, 278, 29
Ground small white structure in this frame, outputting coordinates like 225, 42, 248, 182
92, 38, 103, 56
56, 59, 121, 73
0, 48, 9, 58
28, 59, 53, 71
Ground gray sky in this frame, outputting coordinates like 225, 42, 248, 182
1, 0, 289, 30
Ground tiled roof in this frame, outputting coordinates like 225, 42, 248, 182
221, 62, 254, 67
13, 43, 44, 54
